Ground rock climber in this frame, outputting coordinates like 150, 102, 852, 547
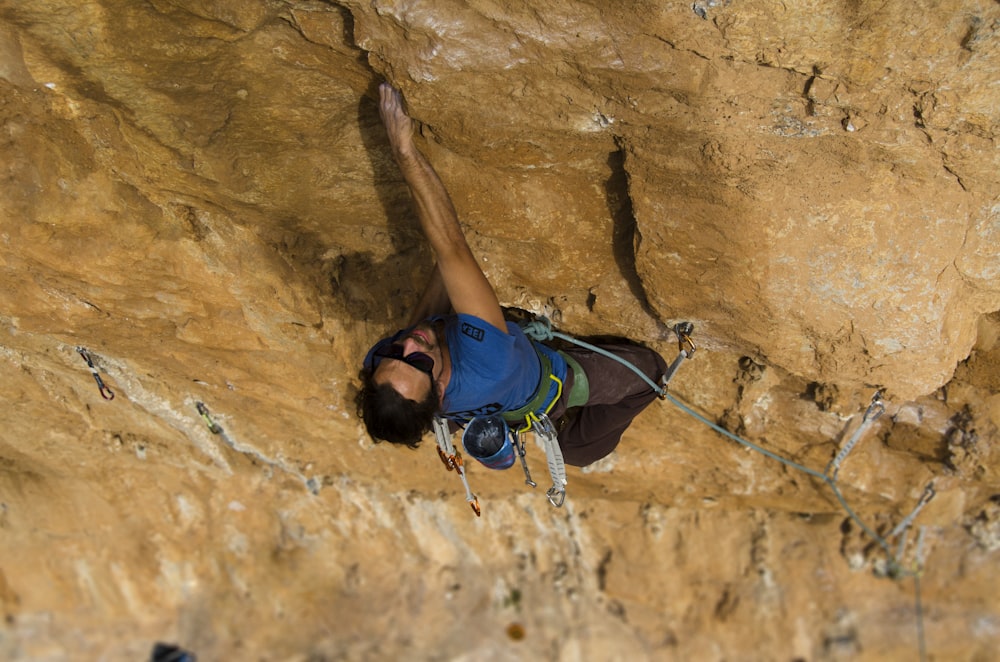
357, 83, 666, 467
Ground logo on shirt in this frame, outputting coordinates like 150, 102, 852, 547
448, 403, 503, 422
461, 322, 485, 342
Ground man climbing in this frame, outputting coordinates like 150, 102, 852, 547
357, 83, 666, 467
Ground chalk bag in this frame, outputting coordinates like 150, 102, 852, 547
151, 643, 196, 662
462, 415, 515, 470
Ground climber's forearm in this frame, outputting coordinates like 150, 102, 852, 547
394, 149, 472, 265
379, 83, 505, 331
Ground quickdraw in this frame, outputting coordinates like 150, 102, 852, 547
196, 401, 223, 434
506, 411, 568, 507
530, 412, 567, 507
512, 427, 536, 488
76, 347, 115, 400
825, 391, 885, 479
658, 322, 696, 397
433, 416, 480, 516
889, 483, 936, 540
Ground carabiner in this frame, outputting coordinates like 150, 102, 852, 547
195, 402, 223, 434
512, 431, 537, 488
437, 446, 457, 471
76, 347, 115, 401
673, 322, 696, 357
864, 391, 886, 422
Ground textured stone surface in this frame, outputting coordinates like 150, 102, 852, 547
0, 1, 998, 660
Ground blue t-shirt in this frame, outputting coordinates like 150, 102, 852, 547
436, 313, 567, 423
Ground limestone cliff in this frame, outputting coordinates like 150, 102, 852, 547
1, 1, 998, 660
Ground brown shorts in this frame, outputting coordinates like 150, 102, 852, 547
547, 341, 667, 467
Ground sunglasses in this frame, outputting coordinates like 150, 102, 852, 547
364, 332, 435, 381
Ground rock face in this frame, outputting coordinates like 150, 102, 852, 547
1, 1, 998, 660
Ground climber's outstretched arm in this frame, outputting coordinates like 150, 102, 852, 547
379, 83, 506, 333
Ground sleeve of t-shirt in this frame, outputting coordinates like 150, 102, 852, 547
450, 314, 517, 370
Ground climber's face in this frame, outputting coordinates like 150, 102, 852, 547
367, 322, 445, 404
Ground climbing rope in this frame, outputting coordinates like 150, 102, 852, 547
453, 315, 937, 567
525, 316, 933, 563
520, 316, 696, 394
430, 311, 933, 657
510, 318, 697, 509
524, 315, 933, 660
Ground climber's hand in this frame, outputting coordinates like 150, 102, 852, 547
378, 83, 415, 157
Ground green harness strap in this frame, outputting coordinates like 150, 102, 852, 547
500, 344, 590, 428
500, 345, 555, 427
559, 350, 590, 408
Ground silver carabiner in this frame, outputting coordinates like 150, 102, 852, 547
513, 430, 537, 488
864, 391, 886, 422
77, 347, 115, 400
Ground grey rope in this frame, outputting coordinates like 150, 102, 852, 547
523, 314, 930, 660
664, 390, 893, 555
522, 316, 930, 564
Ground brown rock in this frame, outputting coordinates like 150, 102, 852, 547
1, 1, 998, 659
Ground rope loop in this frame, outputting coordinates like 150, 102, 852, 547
519, 317, 554, 342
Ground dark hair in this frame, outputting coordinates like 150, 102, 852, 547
356, 370, 438, 447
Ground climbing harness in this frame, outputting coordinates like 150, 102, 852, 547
196, 401, 223, 434
434, 317, 697, 514
515, 319, 694, 508
76, 347, 115, 400
499, 343, 564, 433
